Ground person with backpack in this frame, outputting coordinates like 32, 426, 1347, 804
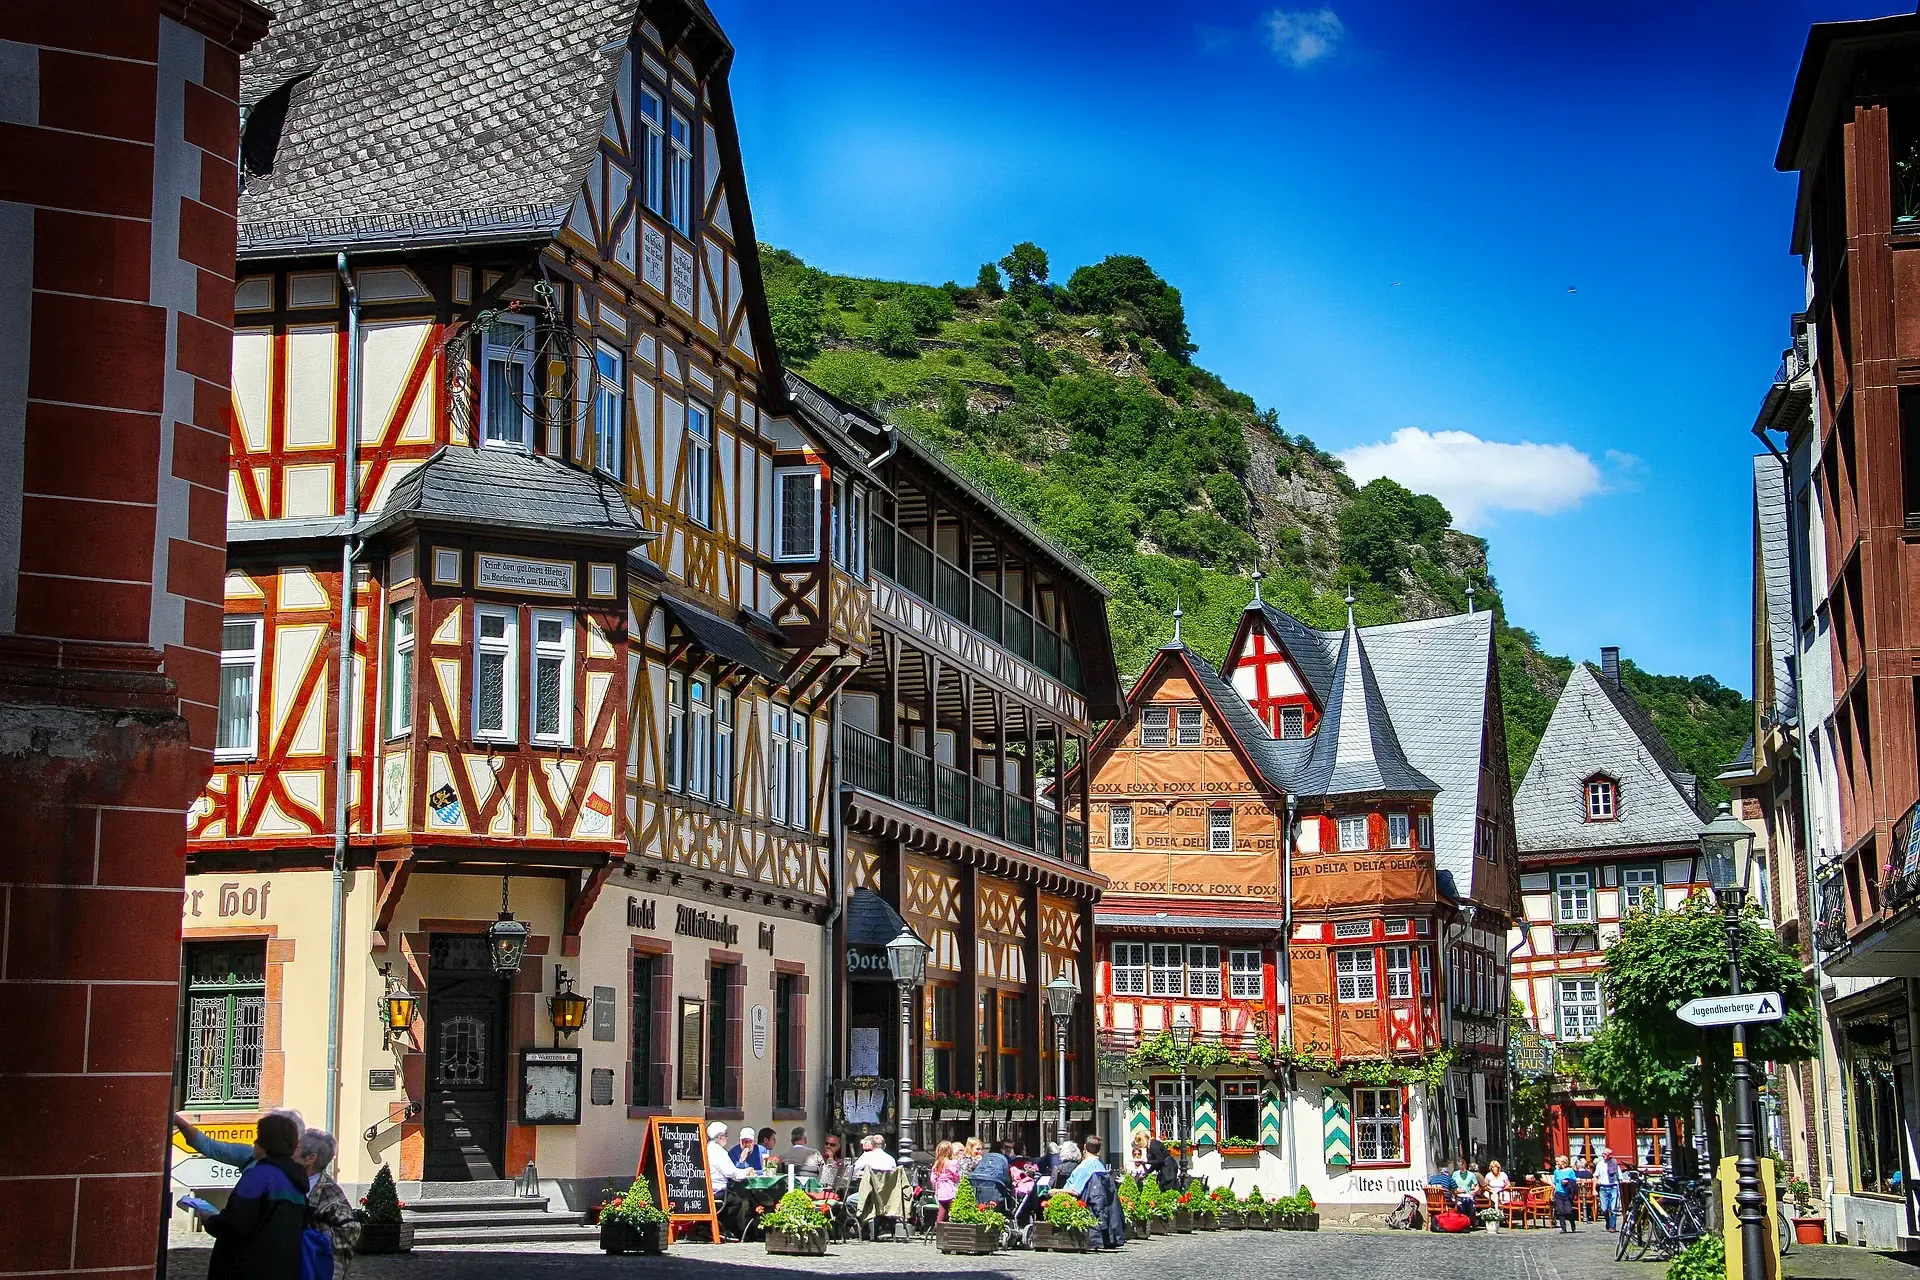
191, 1112, 311, 1279
294, 1129, 359, 1277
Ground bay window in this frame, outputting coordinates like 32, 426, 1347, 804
529, 612, 573, 745
386, 604, 413, 738
1387, 812, 1410, 849
775, 467, 820, 561
1385, 945, 1413, 999
1338, 814, 1369, 852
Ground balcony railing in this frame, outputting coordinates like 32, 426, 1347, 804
842, 724, 1086, 867
881, 533, 1081, 693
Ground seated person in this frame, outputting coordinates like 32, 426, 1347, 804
705, 1120, 754, 1239
782, 1127, 823, 1182
850, 1133, 897, 1179
730, 1125, 766, 1172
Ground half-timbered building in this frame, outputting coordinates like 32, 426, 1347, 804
1507, 648, 1710, 1169
1084, 589, 1517, 1208
179, 0, 893, 1226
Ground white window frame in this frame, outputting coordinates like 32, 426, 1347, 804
640, 88, 665, 214
1279, 704, 1305, 739
1387, 812, 1411, 849
1555, 870, 1595, 924
686, 672, 712, 799
848, 486, 867, 577
1334, 947, 1377, 1003
1228, 949, 1263, 1000
1623, 866, 1661, 914
1557, 977, 1604, 1042
773, 466, 820, 561
789, 709, 810, 831
1141, 706, 1169, 747
668, 109, 692, 236
594, 341, 624, 481
1109, 803, 1133, 851
473, 606, 518, 743
1354, 1087, 1404, 1165
1148, 943, 1184, 997
1185, 945, 1221, 999
714, 688, 734, 809
1418, 945, 1433, 999
216, 617, 263, 760
1153, 1078, 1192, 1142
769, 703, 790, 824
685, 401, 713, 528
386, 602, 414, 739
665, 671, 686, 791
1586, 778, 1617, 821
830, 478, 845, 567
1111, 942, 1147, 996
1338, 815, 1369, 852
1209, 806, 1234, 852
1385, 945, 1413, 999
1417, 813, 1433, 849
480, 315, 533, 449
529, 610, 574, 746
1176, 706, 1202, 745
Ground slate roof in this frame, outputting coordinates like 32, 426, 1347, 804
236, 0, 646, 254
1254, 602, 1339, 705
1297, 619, 1439, 798
656, 592, 789, 684
845, 886, 916, 948
363, 445, 654, 544
1514, 662, 1708, 855
1754, 454, 1797, 723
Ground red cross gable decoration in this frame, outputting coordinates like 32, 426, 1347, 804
1231, 625, 1316, 737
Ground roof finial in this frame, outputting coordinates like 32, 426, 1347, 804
1344, 583, 1355, 630
1172, 593, 1184, 646
1465, 578, 1476, 615
1250, 568, 1264, 606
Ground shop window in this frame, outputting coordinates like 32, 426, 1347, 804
1354, 1087, 1405, 1164
181, 941, 267, 1106
1221, 1078, 1263, 1143
1849, 1032, 1908, 1196
1569, 1104, 1607, 1161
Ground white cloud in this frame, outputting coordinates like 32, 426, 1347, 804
1336, 428, 1603, 531
1266, 8, 1345, 68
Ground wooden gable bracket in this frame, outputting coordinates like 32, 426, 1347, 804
370, 851, 414, 950
562, 859, 621, 957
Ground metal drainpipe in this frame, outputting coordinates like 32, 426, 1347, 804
822, 693, 846, 1124
325, 253, 364, 1139
1753, 419, 1838, 1226
1282, 793, 1297, 1194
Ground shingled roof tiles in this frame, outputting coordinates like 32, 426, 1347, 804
236, 0, 644, 252
1298, 619, 1440, 798
1754, 454, 1797, 723
1513, 662, 1708, 854
364, 444, 653, 543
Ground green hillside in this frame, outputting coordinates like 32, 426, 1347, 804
761, 242, 1748, 804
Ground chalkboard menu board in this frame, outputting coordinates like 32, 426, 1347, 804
640, 1117, 716, 1236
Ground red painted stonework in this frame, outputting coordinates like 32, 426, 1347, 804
0, 4, 268, 1280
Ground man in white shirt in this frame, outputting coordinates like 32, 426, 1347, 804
1595, 1147, 1621, 1231
850, 1133, 898, 1177
706, 1120, 753, 1239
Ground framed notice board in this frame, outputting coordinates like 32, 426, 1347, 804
638, 1116, 717, 1240
518, 1048, 582, 1124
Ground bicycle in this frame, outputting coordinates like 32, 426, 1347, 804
1614, 1176, 1710, 1262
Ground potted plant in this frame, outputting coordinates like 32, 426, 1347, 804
1189, 1186, 1220, 1230
597, 1176, 670, 1254
1210, 1184, 1241, 1228
1241, 1187, 1272, 1230
761, 1189, 831, 1256
1172, 1187, 1195, 1232
1479, 1206, 1503, 1235
1033, 1190, 1098, 1252
1786, 1178, 1825, 1245
1217, 1134, 1261, 1158
1119, 1175, 1148, 1240
355, 1165, 414, 1254
1294, 1187, 1319, 1232
935, 1177, 1005, 1254
1145, 1178, 1175, 1233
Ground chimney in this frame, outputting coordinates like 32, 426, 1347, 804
1600, 646, 1621, 685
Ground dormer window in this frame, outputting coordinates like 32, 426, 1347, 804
1585, 777, 1618, 822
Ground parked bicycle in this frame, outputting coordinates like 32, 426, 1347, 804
1614, 1175, 1710, 1262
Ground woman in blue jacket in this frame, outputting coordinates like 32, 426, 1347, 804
191, 1113, 311, 1280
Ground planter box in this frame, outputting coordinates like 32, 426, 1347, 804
935, 1222, 1001, 1255
357, 1222, 414, 1254
1217, 1210, 1242, 1229
599, 1221, 668, 1255
1793, 1218, 1826, 1246
765, 1228, 828, 1256
1245, 1214, 1272, 1230
1032, 1224, 1090, 1252
1126, 1220, 1149, 1241
1172, 1210, 1193, 1233
1192, 1214, 1217, 1230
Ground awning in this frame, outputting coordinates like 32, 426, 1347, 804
845, 886, 915, 948
657, 593, 789, 684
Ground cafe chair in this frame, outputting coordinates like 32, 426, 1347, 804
854, 1168, 912, 1241
1422, 1185, 1451, 1231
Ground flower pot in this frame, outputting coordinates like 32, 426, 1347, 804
1299, 1212, 1319, 1232
1173, 1210, 1193, 1232
765, 1228, 828, 1256
599, 1221, 668, 1255
357, 1222, 414, 1254
1793, 1217, 1826, 1246
935, 1222, 1001, 1254
1218, 1210, 1242, 1229
1126, 1219, 1148, 1241
1033, 1224, 1090, 1252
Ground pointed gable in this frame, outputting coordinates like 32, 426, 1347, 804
1297, 618, 1438, 798
1514, 663, 1709, 854
1225, 603, 1330, 738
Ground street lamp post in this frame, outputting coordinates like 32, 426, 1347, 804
886, 926, 931, 1166
1171, 1014, 1193, 1188
1702, 803, 1768, 1280
1046, 974, 1077, 1151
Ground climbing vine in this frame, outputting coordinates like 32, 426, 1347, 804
1122, 1030, 1454, 1093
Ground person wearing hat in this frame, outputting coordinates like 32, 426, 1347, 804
706, 1120, 753, 1240
730, 1125, 768, 1172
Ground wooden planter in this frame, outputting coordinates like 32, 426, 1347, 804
1032, 1224, 1090, 1252
599, 1221, 668, 1255
1217, 1210, 1242, 1229
1126, 1219, 1149, 1240
1172, 1210, 1193, 1232
934, 1222, 1001, 1255
1193, 1214, 1217, 1230
1792, 1217, 1826, 1246
1244, 1213, 1272, 1230
1299, 1212, 1319, 1232
356, 1222, 414, 1254
765, 1228, 828, 1256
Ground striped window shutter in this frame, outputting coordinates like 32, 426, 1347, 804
1322, 1086, 1353, 1168
1193, 1079, 1219, 1144
1259, 1080, 1283, 1147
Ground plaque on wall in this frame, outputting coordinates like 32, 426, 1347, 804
476, 553, 575, 597
592, 985, 616, 1042
518, 1048, 582, 1124
591, 1067, 615, 1106
368, 1068, 396, 1091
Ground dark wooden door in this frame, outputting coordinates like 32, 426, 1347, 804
425, 936, 508, 1181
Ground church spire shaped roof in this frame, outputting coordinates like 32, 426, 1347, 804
1299, 611, 1438, 797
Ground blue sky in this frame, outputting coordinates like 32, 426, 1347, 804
713, 1, 1889, 693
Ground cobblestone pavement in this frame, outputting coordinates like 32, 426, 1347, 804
165, 1227, 1919, 1279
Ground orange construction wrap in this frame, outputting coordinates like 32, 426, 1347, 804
1093, 851, 1281, 900
1290, 946, 1333, 1049
1287, 850, 1437, 912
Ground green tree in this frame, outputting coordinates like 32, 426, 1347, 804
899, 285, 953, 335
941, 379, 970, 434
1206, 473, 1249, 525
1065, 253, 1194, 360
1580, 894, 1819, 1161
974, 262, 1003, 299
998, 241, 1050, 303
767, 283, 824, 359
869, 301, 919, 357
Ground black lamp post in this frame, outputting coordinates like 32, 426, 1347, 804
487, 875, 530, 974
885, 926, 930, 1165
1170, 1014, 1193, 1188
1046, 974, 1077, 1150
1701, 802, 1768, 1280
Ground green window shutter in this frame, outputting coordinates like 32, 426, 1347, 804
1322, 1086, 1352, 1168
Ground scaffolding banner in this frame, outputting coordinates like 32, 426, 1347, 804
1094, 851, 1281, 900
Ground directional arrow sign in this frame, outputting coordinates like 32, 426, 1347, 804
1677, 993, 1785, 1028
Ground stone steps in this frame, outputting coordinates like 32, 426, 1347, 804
401, 1182, 594, 1246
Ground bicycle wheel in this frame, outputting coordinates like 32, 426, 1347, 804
1617, 1201, 1652, 1261
1776, 1205, 1793, 1258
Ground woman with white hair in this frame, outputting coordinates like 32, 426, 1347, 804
295, 1129, 360, 1272
706, 1120, 752, 1240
